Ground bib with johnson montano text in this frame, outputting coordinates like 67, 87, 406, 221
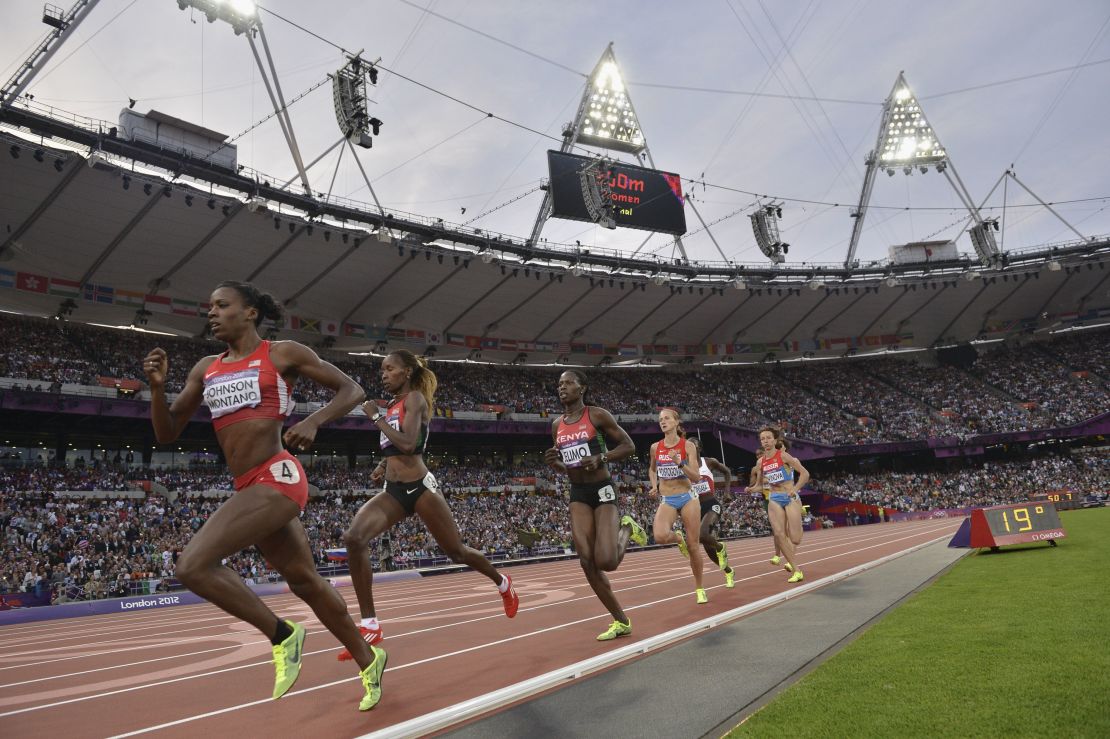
204, 368, 262, 418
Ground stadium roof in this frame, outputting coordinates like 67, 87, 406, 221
1, 2, 1109, 363
2, 123, 1108, 364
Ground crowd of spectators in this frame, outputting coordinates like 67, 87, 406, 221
4, 449, 1106, 604
2, 313, 1108, 446
810, 452, 1110, 512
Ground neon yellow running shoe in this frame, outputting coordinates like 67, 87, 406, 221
787, 569, 804, 584
770, 555, 781, 566
271, 620, 305, 700
716, 543, 729, 571
784, 561, 794, 573
596, 619, 632, 641
621, 515, 647, 547
724, 568, 735, 589
695, 588, 708, 604
675, 529, 689, 559
359, 645, 388, 711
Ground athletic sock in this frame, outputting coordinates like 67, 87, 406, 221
361, 617, 379, 630
497, 575, 510, 593
271, 618, 293, 646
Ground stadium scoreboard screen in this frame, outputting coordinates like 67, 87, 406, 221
546, 150, 687, 235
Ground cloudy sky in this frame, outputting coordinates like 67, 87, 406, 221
3, 0, 1109, 266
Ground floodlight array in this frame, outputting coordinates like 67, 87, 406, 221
578, 61, 645, 154
176, 0, 258, 35
878, 85, 947, 174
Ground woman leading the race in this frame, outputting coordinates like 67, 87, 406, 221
143, 281, 385, 711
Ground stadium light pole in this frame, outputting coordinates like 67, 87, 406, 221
526, 44, 689, 262
845, 72, 998, 268
175, 1, 314, 195
1, 0, 103, 109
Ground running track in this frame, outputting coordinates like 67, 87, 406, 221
0, 519, 961, 738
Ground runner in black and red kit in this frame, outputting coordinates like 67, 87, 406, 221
337, 349, 519, 662
544, 370, 646, 642
142, 281, 385, 711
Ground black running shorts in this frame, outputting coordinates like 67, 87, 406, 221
384, 472, 439, 516
569, 478, 618, 509
699, 495, 722, 519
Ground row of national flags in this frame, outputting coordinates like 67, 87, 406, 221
49, 265, 1110, 353
0, 269, 210, 317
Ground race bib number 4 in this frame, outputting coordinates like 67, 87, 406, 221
560, 442, 591, 467
269, 459, 301, 485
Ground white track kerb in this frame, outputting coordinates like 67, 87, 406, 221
360, 533, 959, 739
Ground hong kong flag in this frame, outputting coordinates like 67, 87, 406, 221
17, 272, 48, 293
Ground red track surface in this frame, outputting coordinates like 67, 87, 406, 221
0, 519, 960, 738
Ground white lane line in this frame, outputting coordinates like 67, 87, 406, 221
0, 522, 954, 686
359, 529, 963, 739
1, 522, 936, 679
89, 523, 958, 737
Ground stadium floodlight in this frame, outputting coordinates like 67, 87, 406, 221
878, 77, 947, 175
807, 278, 823, 291
176, 0, 258, 35
733, 277, 746, 290
480, 249, 496, 264
750, 204, 787, 264
332, 55, 381, 149
1046, 260, 1062, 272
576, 49, 646, 154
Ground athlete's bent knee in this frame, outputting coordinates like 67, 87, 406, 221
173, 551, 209, 589
441, 544, 468, 564
342, 529, 368, 554
594, 551, 619, 572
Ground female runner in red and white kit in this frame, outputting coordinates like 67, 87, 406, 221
649, 408, 706, 603
747, 427, 810, 584
337, 349, 518, 660
143, 281, 385, 711
544, 370, 645, 642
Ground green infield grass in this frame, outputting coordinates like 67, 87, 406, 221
730, 507, 1110, 739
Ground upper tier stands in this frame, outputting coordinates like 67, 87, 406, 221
2, 313, 1107, 445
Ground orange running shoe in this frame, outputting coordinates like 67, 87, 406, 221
501, 574, 519, 618
337, 624, 383, 662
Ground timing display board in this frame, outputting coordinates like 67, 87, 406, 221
546, 150, 687, 235
969, 501, 1066, 548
